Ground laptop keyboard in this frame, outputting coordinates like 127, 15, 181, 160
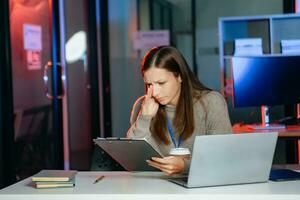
170, 176, 188, 182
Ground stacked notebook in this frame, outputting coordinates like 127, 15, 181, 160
32, 170, 77, 189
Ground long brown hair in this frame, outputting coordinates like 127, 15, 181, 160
141, 46, 211, 144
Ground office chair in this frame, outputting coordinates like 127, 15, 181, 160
15, 105, 56, 180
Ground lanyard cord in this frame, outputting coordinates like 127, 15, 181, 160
166, 113, 182, 148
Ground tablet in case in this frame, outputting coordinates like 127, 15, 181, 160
269, 169, 300, 181
93, 138, 162, 171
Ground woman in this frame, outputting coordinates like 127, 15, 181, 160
127, 46, 232, 175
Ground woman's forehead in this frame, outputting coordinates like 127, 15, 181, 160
143, 67, 174, 82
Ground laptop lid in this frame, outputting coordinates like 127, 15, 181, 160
186, 132, 278, 188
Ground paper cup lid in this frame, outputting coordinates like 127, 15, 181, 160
169, 148, 190, 156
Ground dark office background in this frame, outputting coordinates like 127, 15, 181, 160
0, 0, 15, 188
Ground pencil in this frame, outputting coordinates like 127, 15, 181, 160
93, 175, 105, 184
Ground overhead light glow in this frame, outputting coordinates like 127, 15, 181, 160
65, 31, 86, 63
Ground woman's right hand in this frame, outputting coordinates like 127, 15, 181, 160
141, 85, 159, 117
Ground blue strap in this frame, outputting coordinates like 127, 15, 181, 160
166, 113, 182, 148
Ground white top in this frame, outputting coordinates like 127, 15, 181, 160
1, 171, 300, 200
127, 91, 232, 156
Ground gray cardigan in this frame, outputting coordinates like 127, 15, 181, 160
127, 91, 232, 156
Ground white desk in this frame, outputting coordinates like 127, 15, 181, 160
1, 171, 300, 200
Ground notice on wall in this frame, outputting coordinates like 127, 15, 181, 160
23, 24, 42, 70
24, 24, 42, 50
26, 50, 41, 70
133, 30, 170, 50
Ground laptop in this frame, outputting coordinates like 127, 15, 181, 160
169, 132, 278, 188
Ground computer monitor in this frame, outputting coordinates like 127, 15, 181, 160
231, 55, 300, 129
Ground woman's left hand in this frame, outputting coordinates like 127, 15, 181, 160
147, 156, 185, 175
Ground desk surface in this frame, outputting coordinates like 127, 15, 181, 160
232, 124, 300, 137
1, 171, 300, 200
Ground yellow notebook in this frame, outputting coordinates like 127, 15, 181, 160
34, 179, 75, 189
32, 170, 77, 182
35, 183, 75, 189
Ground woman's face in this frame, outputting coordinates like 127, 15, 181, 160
143, 67, 182, 106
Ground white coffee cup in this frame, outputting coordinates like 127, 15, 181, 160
169, 147, 191, 159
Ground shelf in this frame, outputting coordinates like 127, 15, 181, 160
223, 54, 300, 59
219, 13, 300, 96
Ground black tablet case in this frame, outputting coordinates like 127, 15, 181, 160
269, 169, 300, 181
94, 138, 162, 171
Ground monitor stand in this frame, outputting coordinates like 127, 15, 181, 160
250, 106, 286, 130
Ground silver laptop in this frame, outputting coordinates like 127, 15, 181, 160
170, 132, 278, 188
